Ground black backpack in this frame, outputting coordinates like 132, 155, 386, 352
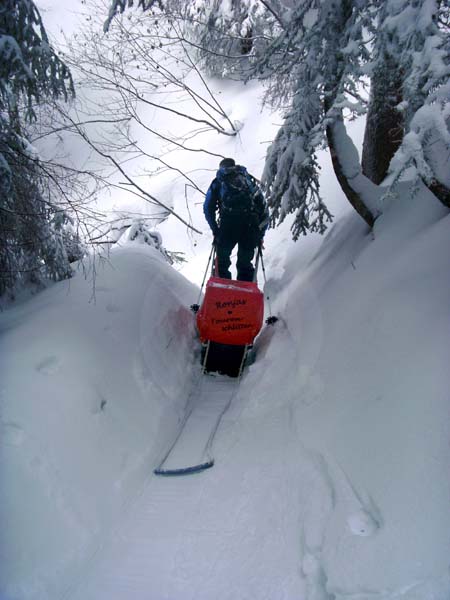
217, 166, 257, 216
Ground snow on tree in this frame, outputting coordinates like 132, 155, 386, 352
105, 0, 375, 234
0, 0, 82, 297
182, 0, 276, 78
254, 0, 378, 233
105, 0, 449, 235
379, 0, 450, 207
0, 1, 73, 112
105, 0, 278, 78
255, 0, 450, 232
104, 0, 162, 32
262, 80, 333, 238
121, 220, 184, 264
92, 213, 185, 265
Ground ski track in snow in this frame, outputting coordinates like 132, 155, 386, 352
59, 352, 372, 600
62, 399, 307, 600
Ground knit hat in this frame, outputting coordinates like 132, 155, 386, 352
219, 158, 235, 168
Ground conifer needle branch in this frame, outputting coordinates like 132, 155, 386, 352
258, 0, 286, 30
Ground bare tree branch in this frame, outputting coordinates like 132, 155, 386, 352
59, 108, 203, 234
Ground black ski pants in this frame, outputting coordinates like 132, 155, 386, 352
216, 215, 259, 282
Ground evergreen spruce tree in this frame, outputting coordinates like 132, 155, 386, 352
257, 0, 377, 233
183, 0, 275, 78
378, 0, 450, 207
0, 0, 81, 297
255, 0, 449, 231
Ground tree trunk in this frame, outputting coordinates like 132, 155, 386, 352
324, 87, 376, 228
362, 52, 404, 185
325, 117, 375, 228
322, 0, 375, 229
424, 179, 450, 209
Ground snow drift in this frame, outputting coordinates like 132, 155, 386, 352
0, 245, 198, 599
2, 177, 449, 600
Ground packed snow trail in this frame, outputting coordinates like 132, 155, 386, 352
63, 392, 308, 600
61, 322, 327, 600
154, 374, 239, 475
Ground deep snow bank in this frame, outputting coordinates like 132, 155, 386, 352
0, 245, 197, 599
1, 180, 449, 600
239, 181, 450, 598
56, 177, 449, 600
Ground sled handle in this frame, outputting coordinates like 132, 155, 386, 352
193, 242, 215, 309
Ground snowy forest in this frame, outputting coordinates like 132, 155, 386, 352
1, 0, 449, 599
2, 0, 449, 295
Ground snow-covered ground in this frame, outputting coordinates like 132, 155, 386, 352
2, 4, 450, 598
2, 160, 450, 600
0, 245, 199, 598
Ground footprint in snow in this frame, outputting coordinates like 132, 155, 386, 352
106, 303, 122, 313
347, 509, 379, 537
1, 422, 25, 446
36, 356, 61, 375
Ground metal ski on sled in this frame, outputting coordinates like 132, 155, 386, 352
153, 374, 240, 476
154, 244, 277, 477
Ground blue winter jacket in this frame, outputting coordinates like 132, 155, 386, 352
203, 166, 268, 237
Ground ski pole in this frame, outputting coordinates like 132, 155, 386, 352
213, 242, 218, 277
259, 245, 278, 325
253, 241, 262, 282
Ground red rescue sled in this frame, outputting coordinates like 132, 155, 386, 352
196, 277, 264, 346
196, 276, 264, 376
193, 244, 276, 377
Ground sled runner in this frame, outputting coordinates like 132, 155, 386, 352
154, 375, 238, 476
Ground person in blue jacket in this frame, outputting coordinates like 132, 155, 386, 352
203, 158, 268, 282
